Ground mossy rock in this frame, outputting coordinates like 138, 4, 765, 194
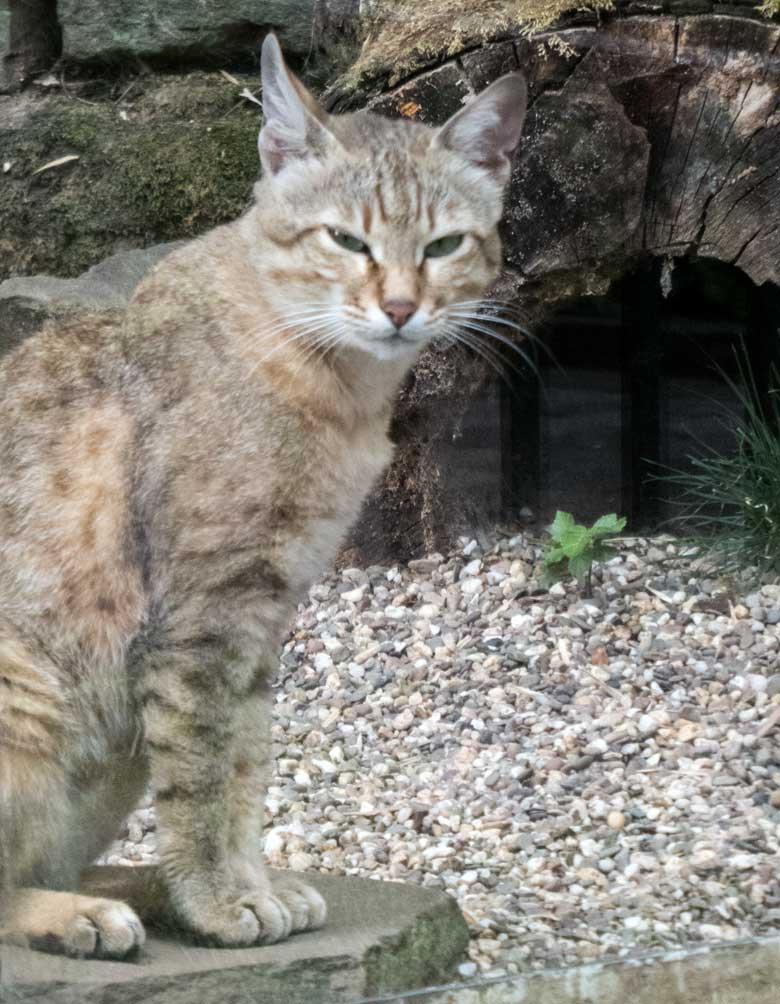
0, 73, 261, 282
58, 0, 316, 65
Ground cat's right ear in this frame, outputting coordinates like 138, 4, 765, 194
432, 73, 528, 184
258, 33, 340, 177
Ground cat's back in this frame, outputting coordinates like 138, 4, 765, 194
0, 312, 145, 656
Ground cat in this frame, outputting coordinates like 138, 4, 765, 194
0, 33, 527, 958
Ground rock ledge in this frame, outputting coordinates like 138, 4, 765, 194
0, 868, 468, 1004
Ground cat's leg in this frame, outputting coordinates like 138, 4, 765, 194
68, 746, 149, 868
0, 636, 145, 959
81, 685, 326, 941
141, 644, 303, 946
226, 680, 326, 934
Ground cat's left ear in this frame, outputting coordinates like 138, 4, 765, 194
432, 74, 528, 184
258, 33, 340, 176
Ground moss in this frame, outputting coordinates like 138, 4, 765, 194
129, 71, 260, 120
364, 900, 469, 995
338, 0, 617, 92
0, 73, 261, 281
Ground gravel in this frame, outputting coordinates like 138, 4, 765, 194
103, 532, 780, 977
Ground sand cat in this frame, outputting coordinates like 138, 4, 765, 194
0, 34, 526, 956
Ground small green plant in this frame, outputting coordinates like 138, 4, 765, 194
656, 351, 780, 584
542, 511, 627, 596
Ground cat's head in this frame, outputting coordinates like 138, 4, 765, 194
248, 34, 527, 363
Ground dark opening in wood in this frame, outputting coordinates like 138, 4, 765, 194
502, 257, 780, 533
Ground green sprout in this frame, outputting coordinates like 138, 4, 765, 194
542, 511, 627, 597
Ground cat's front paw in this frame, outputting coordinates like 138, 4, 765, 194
239, 890, 294, 945
7, 890, 145, 960
271, 875, 327, 933
204, 878, 326, 945
179, 890, 292, 947
195, 902, 264, 947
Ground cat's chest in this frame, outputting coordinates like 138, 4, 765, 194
276, 421, 392, 590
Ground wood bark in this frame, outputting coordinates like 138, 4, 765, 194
1, 0, 60, 92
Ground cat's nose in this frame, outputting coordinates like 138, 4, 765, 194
382, 300, 417, 329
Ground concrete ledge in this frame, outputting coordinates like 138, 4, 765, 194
0, 869, 469, 1004
362, 935, 780, 1004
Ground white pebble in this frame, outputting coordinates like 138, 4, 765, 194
393, 709, 415, 730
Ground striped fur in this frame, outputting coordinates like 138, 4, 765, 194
0, 35, 525, 955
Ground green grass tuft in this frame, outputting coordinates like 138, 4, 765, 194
656, 351, 780, 585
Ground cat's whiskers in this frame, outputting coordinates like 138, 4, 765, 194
446, 301, 558, 369
252, 303, 361, 343
443, 314, 538, 378
252, 320, 338, 369
439, 324, 515, 388
250, 314, 352, 386
249, 305, 346, 344
286, 322, 349, 380
447, 310, 531, 337
249, 307, 347, 360
450, 297, 532, 323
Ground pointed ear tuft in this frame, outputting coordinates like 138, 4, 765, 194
258, 33, 339, 176
432, 73, 528, 183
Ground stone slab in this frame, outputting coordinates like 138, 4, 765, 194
0, 868, 469, 1004
0, 242, 184, 358
0, 242, 184, 312
359, 935, 780, 1004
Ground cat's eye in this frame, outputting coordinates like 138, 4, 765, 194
327, 228, 370, 255
424, 234, 464, 258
